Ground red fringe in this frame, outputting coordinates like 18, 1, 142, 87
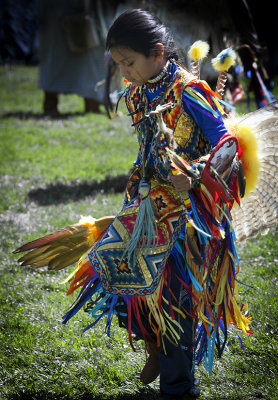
128, 301, 136, 352
67, 260, 95, 295
175, 274, 200, 304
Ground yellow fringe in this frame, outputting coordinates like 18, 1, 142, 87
60, 253, 89, 285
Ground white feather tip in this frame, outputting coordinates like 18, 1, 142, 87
78, 215, 96, 226
211, 48, 236, 72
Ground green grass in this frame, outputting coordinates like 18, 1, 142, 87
0, 64, 278, 400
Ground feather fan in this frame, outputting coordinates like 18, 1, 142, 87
14, 215, 115, 270
226, 101, 278, 241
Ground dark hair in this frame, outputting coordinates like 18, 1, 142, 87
106, 9, 178, 60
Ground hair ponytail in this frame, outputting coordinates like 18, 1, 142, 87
106, 9, 178, 60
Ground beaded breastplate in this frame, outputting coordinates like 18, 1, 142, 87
88, 62, 211, 296
125, 62, 211, 173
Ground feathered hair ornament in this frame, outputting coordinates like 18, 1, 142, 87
188, 40, 210, 79
212, 48, 236, 96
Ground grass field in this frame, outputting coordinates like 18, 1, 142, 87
0, 64, 277, 400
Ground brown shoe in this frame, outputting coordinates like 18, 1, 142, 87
140, 341, 160, 384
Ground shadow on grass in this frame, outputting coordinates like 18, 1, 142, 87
1, 111, 93, 120
6, 387, 160, 400
28, 175, 130, 205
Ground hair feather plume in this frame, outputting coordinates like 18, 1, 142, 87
188, 40, 210, 61
212, 48, 236, 72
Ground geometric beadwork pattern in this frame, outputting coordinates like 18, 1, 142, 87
90, 63, 210, 296
126, 65, 212, 165
88, 187, 187, 296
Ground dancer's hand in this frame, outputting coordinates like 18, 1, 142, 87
169, 172, 192, 192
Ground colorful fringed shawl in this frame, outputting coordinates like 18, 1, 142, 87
63, 60, 251, 373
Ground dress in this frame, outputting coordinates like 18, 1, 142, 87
62, 60, 250, 379
15, 58, 257, 398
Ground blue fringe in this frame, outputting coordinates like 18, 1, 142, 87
123, 195, 157, 267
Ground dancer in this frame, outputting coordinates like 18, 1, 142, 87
15, 9, 278, 400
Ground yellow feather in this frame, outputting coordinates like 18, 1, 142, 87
188, 40, 210, 61
14, 215, 115, 270
226, 120, 260, 196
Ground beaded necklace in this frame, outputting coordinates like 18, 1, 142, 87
136, 60, 174, 175
123, 60, 175, 264
145, 60, 171, 94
